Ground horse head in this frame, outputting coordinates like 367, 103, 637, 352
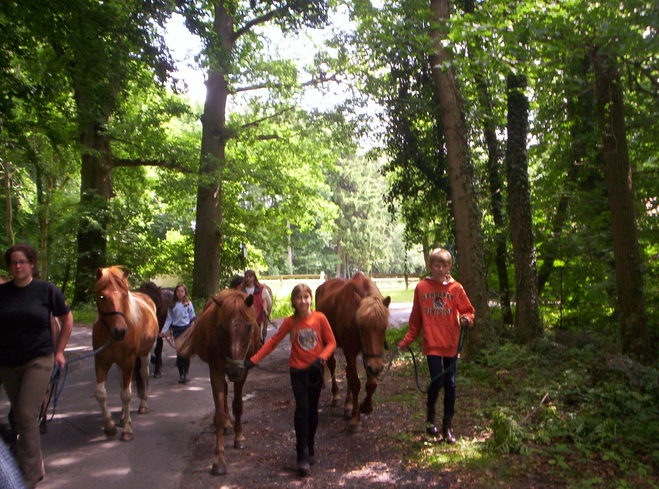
356, 294, 391, 377
211, 290, 258, 382
95, 267, 133, 341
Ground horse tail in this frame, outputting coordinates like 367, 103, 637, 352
176, 322, 197, 359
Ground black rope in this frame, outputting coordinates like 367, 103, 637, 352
39, 340, 111, 426
407, 322, 470, 394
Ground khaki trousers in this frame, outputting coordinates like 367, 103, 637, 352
0, 355, 54, 488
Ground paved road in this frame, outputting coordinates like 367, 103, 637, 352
0, 305, 411, 488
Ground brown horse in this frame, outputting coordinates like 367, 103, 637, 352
137, 282, 174, 377
176, 289, 260, 475
316, 272, 391, 432
92, 267, 159, 442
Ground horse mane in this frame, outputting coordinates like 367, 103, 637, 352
355, 295, 389, 326
96, 266, 141, 326
210, 289, 257, 323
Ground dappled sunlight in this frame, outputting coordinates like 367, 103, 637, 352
341, 462, 397, 483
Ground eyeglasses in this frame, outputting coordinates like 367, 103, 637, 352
9, 260, 30, 266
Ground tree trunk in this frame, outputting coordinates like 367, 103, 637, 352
592, 51, 649, 361
2, 159, 13, 247
464, 0, 512, 326
428, 0, 492, 355
192, 3, 234, 298
505, 73, 542, 342
73, 120, 112, 303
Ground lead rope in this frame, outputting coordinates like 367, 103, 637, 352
39, 340, 111, 426
408, 321, 470, 395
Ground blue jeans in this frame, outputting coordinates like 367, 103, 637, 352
426, 355, 457, 419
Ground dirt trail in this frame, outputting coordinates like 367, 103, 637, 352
179, 319, 451, 489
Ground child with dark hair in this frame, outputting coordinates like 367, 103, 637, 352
245, 284, 336, 477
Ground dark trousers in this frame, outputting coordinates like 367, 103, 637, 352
171, 325, 190, 375
290, 367, 323, 462
426, 355, 457, 419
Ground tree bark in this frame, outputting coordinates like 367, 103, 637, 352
428, 0, 492, 355
464, 0, 512, 326
191, 3, 235, 298
73, 118, 112, 303
505, 73, 542, 342
592, 51, 649, 361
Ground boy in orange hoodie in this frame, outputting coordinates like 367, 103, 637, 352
398, 248, 474, 443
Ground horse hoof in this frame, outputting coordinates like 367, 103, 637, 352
360, 404, 373, 415
211, 463, 227, 476
120, 432, 134, 442
233, 440, 244, 449
138, 406, 149, 414
104, 426, 117, 437
348, 422, 361, 433
154, 372, 161, 378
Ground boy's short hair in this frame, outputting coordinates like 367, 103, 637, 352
428, 248, 453, 266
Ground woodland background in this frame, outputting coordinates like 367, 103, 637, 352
1, 1, 658, 484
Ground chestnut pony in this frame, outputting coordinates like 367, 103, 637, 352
316, 272, 391, 432
92, 267, 159, 442
176, 289, 260, 476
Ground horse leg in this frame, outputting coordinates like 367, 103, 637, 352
136, 354, 150, 414
94, 361, 117, 437
223, 381, 233, 435
360, 372, 377, 415
210, 374, 228, 476
231, 379, 246, 449
153, 336, 163, 378
327, 354, 341, 407
119, 367, 134, 442
344, 353, 362, 432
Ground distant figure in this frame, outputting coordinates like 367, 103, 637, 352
240, 270, 272, 344
0, 244, 73, 488
245, 284, 336, 477
162, 284, 196, 384
229, 275, 244, 290
397, 247, 474, 444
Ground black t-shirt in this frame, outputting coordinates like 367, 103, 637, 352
0, 279, 70, 367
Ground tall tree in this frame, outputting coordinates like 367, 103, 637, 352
505, 72, 542, 341
592, 50, 649, 360
182, 0, 330, 297
428, 0, 491, 351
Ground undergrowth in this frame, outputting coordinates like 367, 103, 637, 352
385, 326, 659, 488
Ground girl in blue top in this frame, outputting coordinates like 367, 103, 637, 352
162, 284, 195, 383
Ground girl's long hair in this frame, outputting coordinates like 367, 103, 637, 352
290, 283, 313, 317
170, 283, 190, 307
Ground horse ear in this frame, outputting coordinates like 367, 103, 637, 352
244, 294, 254, 308
383, 296, 391, 308
212, 295, 223, 308
121, 267, 131, 279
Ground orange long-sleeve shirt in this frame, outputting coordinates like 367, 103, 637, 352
250, 310, 336, 370
398, 276, 474, 357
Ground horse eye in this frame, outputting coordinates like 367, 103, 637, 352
99, 295, 105, 300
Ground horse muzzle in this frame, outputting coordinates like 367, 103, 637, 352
363, 355, 384, 377
101, 311, 128, 341
226, 361, 246, 382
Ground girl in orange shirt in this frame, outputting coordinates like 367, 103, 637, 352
245, 283, 336, 477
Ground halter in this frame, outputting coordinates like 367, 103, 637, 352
99, 310, 126, 330
225, 320, 254, 366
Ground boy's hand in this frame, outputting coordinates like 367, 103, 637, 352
244, 359, 256, 370
460, 316, 471, 328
